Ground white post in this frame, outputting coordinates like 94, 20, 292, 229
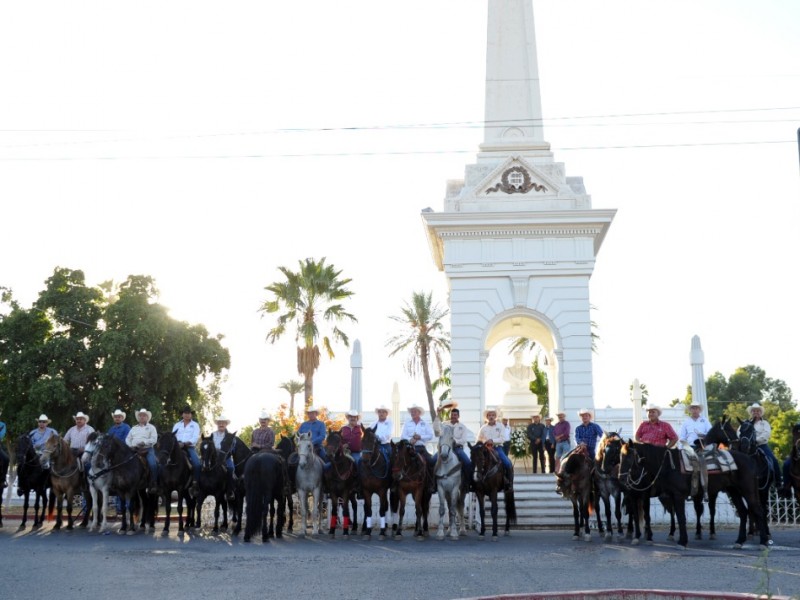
631, 378, 643, 437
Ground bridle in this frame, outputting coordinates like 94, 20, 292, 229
360, 429, 389, 480
88, 435, 137, 481
41, 437, 81, 479
325, 433, 354, 481
472, 443, 500, 484
619, 443, 661, 492
391, 441, 425, 483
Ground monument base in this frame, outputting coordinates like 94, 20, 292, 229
498, 391, 540, 424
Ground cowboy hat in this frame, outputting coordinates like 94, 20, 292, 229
484, 407, 499, 417
532, 414, 541, 419
544, 416, 553, 421
746, 403, 763, 416
180, 405, 194, 414
73, 411, 90, 422
406, 403, 425, 415
258, 411, 273, 421
556, 411, 566, 417
36, 414, 51, 424
135, 408, 152, 421
111, 409, 127, 419
439, 399, 458, 410
645, 404, 662, 416
577, 408, 592, 416
215, 414, 231, 423
345, 409, 360, 417
689, 400, 703, 408
306, 406, 320, 414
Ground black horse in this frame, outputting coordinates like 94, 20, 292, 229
359, 425, 394, 540
618, 440, 656, 545
0, 445, 8, 527
323, 430, 358, 538
155, 431, 196, 534
274, 435, 295, 535
14, 435, 54, 529
704, 418, 771, 548
196, 434, 230, 532
594, 434, 624, 541
788, 423, 800, 502
243, 451, 285, 543
556, 445, 594, 541
220, 433, 251, 536
390, 439, 432, 539
469, 441, 517, 539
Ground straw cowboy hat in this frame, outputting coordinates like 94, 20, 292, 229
439, 399, 458, 410
111, 409, 127, 419
258, 411, 273, 421
544, 416, 553, 422
556, 411, 566, 417
135, 408, 152, 421
374, 404, 390, 413
484, 407, 499, 417
36, 414, 52, 424
689, 400, 703, 408
215, 414, 231, 424
577, 408, 592, 417
306, 406, 320, 414
406, 403, 425, 415
73, 411, 90, 422
345, 409, 360, 417
645, 404, 662, 416
747, 403, 763, 417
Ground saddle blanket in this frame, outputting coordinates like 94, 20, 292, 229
680, 449, 737, 473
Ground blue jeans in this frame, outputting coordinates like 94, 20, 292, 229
759, 444, 782, 486
185, 446, 201, 482
350, 451, 361, 467
145, 447, 159, 485
494, 446, 513, 471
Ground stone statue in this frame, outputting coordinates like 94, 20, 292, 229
503, 350, 533, 393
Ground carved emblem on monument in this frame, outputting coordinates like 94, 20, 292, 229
486, 166, 546, 195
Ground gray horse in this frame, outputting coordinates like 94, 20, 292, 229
435, 425, 466, 540
295, 432, 324, 537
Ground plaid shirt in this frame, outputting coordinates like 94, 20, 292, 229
251, 426, 275, 449
636, 420, 678, 446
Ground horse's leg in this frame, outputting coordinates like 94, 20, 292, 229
476, 493, 487, 539
693, 493, 704, 540
394, 490, 406, 539
298, 490, 308, 537
436, 484, 446, 540
673, 492, 689, 548
489, 489, 499, 539
65, 493, 74, 530
328, 493, 338, 538
614, 489, 623, 538
413, 488, 424, 539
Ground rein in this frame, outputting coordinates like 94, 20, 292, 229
361, 436, 390, 480
392, 445, 426, 483
89, 449, 138, 481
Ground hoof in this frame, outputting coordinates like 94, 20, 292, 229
646, 540, 654, 546
491, 535, 498, 542
504, 530, 511, 537
415, 535, 424, 542
126, 529, 136, 536
631, 538, 639, 546
362, 534, 370, 541
604, 533, 612, 542
572, 535, 580, 541
478, 534, 485, 540
329, 533, 335, 539
297, 532, 305, 539
710, 534, 716, 540
450, 534, 459, 541
667, 534, 675, 542
378, 534, 385, 541
437, 533, 445, 540
243, 536, 251, 543
678, 545, 688, 551
733, 543, 743, 549
584, 534, 592, 542
18, 524, 26, 531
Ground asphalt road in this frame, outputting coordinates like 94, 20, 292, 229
1, 522, 799, 600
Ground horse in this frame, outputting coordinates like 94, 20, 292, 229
434, 424, 466, 540
469, 441, 517, 539
196, 434, 230, 532
243, 451, 285, 543
0, 446, 8, 527
556, 445, 595, 542
618, 441, 656, 545
736, 418, 777, 540
295, 431, 324, 537
594, 433, 624, 541
788, 423, 800, 502
220, 432, 251, 536
358, 425, 393, 540
323, 429, 358, 538
155, 431, 196, 534
274, 435, 295, 535
14, 434, 54, 529
390, 439, 431, 540
39, 435, 91, 530
704, 418, 771, 548
89, 433, 154, 534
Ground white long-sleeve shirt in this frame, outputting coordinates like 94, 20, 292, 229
679, 416, 711, 445
172, 420, 200, 445
126, 423, 157, 448
400, 418, 433, 447
370, 419, 393, 444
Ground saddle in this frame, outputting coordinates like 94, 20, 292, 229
679, 447, 737, 473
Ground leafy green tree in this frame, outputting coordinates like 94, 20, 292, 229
432, 367, 451, 409
530, 359, 549, 416
706, 365, 792, 424
279, 379, 305, 418
238, 425, 254, 447
770, 409, 800, 460
386, 291, 450, 419
260, 258, 356, 405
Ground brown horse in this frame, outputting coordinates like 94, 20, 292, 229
469, 441, 517, 539
39, 435, 91, 530
556, 445, 594, 541
323, 430, 358, 538
358, 425, 393, 540
390, 439, 431, 539
594, 433, 624, 541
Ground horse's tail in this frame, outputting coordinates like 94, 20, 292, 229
46, 488, 56, 520
504, 489, 517, 525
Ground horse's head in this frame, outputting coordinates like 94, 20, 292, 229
326, 430, 343, 455
156, 431, 180, 465
598, 434, 622, 473
438, 424, 454, 460
17, 433, 35, 459
297, 432, 314, 467
737, 418, 757, 454
200, 435, 218, 471
706, 418, 737, 448
362, 425, 378, 452
619, 440, 640, 481
39, 434, 63, 469
276, 435, 295, 460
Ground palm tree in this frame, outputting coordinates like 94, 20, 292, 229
432, 367, 451, 408
279, 379, 305, 417
386, 291, 450, 421
260, 257, 356, 404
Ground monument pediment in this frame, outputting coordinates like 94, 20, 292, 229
476, 157, 561, 199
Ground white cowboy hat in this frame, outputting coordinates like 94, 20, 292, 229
689, 400, 703, 408
544, 416, 553, 421
645, 404, 662, 416
135, 408, 152, 421
484, 407, 499, 417
258, 411, 273, 421
374, 404, 390, 413
73, 411, 90, 422
439, 399, 458, 410
577, 408, 592, 416
345, 409, 360, 417
306, 406, 320, 414
37, 414, 51, 424
112, 409, 127, 419
406, 403, 425, 415
746, 403, 763, 416
532, 413, 541, 419
215, 414, 231, 423
556, 411, 566, 417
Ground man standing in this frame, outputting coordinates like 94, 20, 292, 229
526, 414, 546, 473
635, 405, 678, 448
126, 408, 159, 494
543, 416, 557, 473
574, 409, 603, 459
501, 417, 512, 456
251, 411, 275, 452
553, 411, 571, 472
107, 409, 131, 443
172, 405, 201, 496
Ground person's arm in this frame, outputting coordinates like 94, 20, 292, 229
125, 428, 135, 447
146, 425, 158, 446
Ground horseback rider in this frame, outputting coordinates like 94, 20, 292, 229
298, 406, 329, 463
635, 405, 678, 448
369, 404, 393, 464
212, 414, 237, 503
29, 414, 58, 454
741, 403, 783, 490
126, 408, 159, 495
477, 408, 514, 491
251, 411, 275, 452
0, 409, 8, 488
678, 401, 711, 498
172, 405, 201, 497
573, 408, 603, 459
107, 409, 131, 443
778, 422, 799, 499
63, 411, 96, 473
401, 403, 436, 492
433, 406, 473, 485
340, 409, 363, 467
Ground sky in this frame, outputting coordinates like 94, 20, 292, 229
1, 1, 798, 431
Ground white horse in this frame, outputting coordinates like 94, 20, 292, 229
435, 424, 466, 540
295, 432, 324, 537
84, 433, 112, 532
